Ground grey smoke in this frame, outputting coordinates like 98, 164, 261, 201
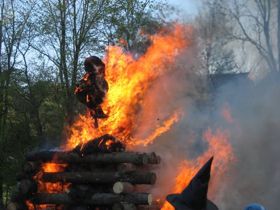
133, 40, 280, 209
213, 76, 280, 210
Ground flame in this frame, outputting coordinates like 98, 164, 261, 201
35, 163, 68, 193
133, 112, 181, 146
29, 163, 69, 210
161, 128, 235, 210
65, 24, 191, 150
28, 24, 191, 209
221, 103, 234, 124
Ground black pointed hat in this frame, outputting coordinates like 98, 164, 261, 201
166, 157, 218, 210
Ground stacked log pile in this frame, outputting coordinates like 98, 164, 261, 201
8, 134, 161, 210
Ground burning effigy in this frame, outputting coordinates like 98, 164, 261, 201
75, 56, 109, 128
7, 24, 235, 210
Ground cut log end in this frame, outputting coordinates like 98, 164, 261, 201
147, 194, 153, 206
113, 182, 134, 194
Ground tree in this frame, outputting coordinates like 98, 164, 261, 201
30, 0, 113, 124
101, 0, 166, 54
217, 0, 280, 74
196, 0, 238, 75
0, 0, 34, 205
30, 0, 169, 124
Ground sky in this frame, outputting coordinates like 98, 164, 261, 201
166, 0, 200, 15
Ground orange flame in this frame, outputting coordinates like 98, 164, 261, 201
161, 128, 235, 210
28, 24, 192, 209
133, 112, 181, 146
65, 24, 191, 150
221, 103, 234, 124
28, 163, 68, 210
36, 163, 68, 193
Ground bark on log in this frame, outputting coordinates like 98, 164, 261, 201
7, 202, 17, 210
147, 153, 161, 165
137, 205, 161, 210
26, 151, 160, 165
22, 161, 41, 174
31, 193, 152, 205
73, 134, 125, 154
113, 182, 135, 194
42, 171, 156, 185
113, 203, 137, 210
68, 184, 112, 199
18, 179, 37, 196
7, 202, 28, 210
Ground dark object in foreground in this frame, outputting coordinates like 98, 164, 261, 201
166, 157, 218, 210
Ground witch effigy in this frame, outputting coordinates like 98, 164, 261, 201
75, 56, 109, 127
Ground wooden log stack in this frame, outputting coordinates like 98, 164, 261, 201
8, 134, 161, 210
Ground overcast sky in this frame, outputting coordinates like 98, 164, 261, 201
166, 0, 200, 15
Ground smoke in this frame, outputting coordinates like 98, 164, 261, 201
131, 23, 280, 209
212, 75, 280, 210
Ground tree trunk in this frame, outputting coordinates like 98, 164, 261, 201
0, 172, 3, 208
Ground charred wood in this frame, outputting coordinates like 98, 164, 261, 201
7, 202, 28, 210
137, 205, 161, 210
112, 203, 137, 210
73, 134, 125, 154
18, 179, 37, 197
22, 162, 41, 175
42, 171, 156, 185
68, 184, 112, 200
26, 151, 159, 165
31, 193, 152, 205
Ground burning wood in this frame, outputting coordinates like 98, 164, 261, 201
9, 135, 161, 210
42, 171, 156, 185
31, 193, 152, 205
26, 151, 160, 165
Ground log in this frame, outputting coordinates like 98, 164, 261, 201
18, 179, 37, 196
42, 171, 156, 185
137, 205, 161, 210
73, 134, 125, 154
113, 203, 137, 210
113, 182, 135, 194
26, 151, 159, 165
147, 153, 161, 165
7, 202, 28, 210
7, 202, 17, 210
22, 161, 41, 174
117, 163, 137, 172
68, 184, 112, 199
66, 205, 89, 210
31, 193, 152, 205
16, 172, 32, 181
